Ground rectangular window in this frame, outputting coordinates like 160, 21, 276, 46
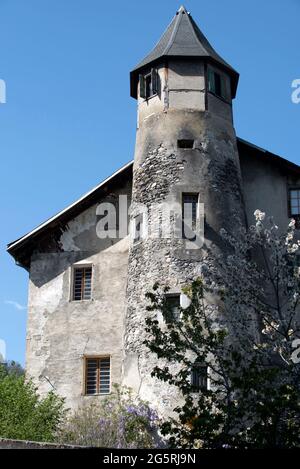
139, 69, 158, 99
289, 188, 300, 216
191, 364, 208, 391
208, 69, 226, 100
73, 266, 92, 301
289, 188, 300, 228
165, 294, 181, 321
182, 193, 199, 240
85, 357, 111, 395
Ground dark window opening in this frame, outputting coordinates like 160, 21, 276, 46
178, 139, 194, 149
191, 364, 208, 391
182, 193, 199, 240
165, 294, 181, 322
73, 266, 92, 301
208, 69, 226, 100
139, 69, 158, 99
289, 188, 300, 228
133, 214, 143, 243
85, 357, 110, 395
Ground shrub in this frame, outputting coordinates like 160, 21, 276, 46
0, 365, 65, 442
58, 385, 162, 448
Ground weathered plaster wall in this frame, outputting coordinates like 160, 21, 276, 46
240, 152, 300, 230
26, 180, 132, 409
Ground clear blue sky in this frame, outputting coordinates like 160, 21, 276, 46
0, 0, 299, 365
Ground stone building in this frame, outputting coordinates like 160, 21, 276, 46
7, 6, 300, 412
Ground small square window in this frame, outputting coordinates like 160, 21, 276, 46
191, 364, 208, 391
178, 139, 194, 149
72, 266, 92, 301
85, 357, 111, 395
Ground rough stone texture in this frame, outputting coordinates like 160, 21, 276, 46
124, 90, 246, 414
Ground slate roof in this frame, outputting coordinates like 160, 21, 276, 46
130, 5, 239, 98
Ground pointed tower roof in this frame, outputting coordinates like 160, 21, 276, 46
130, 5, 239, 98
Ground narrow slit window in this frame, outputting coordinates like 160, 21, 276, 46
178, 139, 194, 149
133, 213, 143, 243
165, 294, 181, 322
73, 266, 92, 301
182, 193, 199, 240
191, 364, 208, 392
85, 357, 111, 395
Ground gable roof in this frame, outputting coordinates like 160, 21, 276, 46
7, 161, 133, 270
130, 5, 239, 98
7, 139, 300, 270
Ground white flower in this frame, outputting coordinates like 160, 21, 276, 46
289, 219, 296, 228
254, 209, 265, 221
288, 244, 299, 254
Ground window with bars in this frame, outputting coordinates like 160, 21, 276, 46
182, 193, 199, 240
85, 357, 111, 395
191, 364, 208, 392
72, 266, 92, 301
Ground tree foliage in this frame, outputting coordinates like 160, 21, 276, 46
0, 365, 65, 442
145, 213, 300, 448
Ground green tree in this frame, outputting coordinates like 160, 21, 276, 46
0, 365, 65, 442
145, 213, 300, 448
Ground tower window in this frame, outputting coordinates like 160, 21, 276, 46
72, 266, 92, 301
139, 69, 158, 99
208, 69, 226, 100
182, 193, 199, 240
178, 139, 194, 149
191, 364, 208, 391
85, 356, 111, 395
133, 213, 144, 243
165, 294, 181, 321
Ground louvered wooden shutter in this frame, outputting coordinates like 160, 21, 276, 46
151, 68, 158, 94
207, 69, 215, 93
73, 266, 92, 301
220, 76, 226, 100
85, 357, 111, 395
139, 74, 146, 99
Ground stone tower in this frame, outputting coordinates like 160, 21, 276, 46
123, 6, 246, 413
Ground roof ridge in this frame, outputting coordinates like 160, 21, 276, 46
164, 8, 183, 55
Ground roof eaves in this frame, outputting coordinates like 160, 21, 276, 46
7, 160, 134, 254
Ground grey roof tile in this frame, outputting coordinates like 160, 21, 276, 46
130, 6, 239, 98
